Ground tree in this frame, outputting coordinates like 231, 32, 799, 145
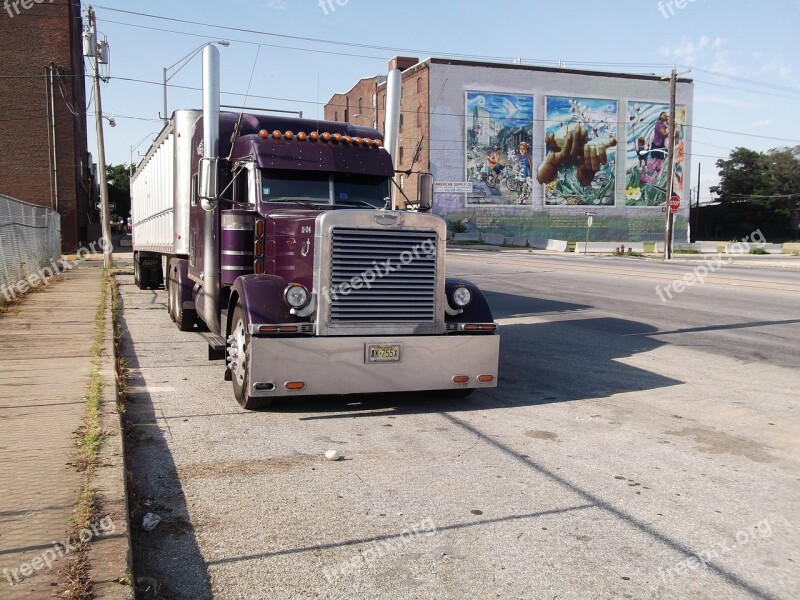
710, 147, 770, 202
105, 163, 132, 222
761, 146, 800, 238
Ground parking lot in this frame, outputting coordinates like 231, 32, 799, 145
118, 250, 800, 600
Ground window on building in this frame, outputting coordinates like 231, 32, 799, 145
399, 114, 404, 131
372, 93, 376, 108
344, 109, 349, 122
417, 106, 422, 128
334, 111, 338, 121
358, 98, 363, 115
399, 147, 404, 165
417, 77, 422, 95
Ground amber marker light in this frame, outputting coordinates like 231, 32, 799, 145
364, 138, 372, 146
297, 132, 307, 141
452, 375, 470, 384
478, 375, 495, 383
259, 129, 268, 139
333, 133, 342, 143
254, 260, 264, 274
272, 130, 282, 139
309, 131, 319, 141
285, 381, 306, 390
374, 139, 383, 147
285, 131, 294, 140
255, 219, 265, 237
255, 240, 264, 256
321, 132, 331, 142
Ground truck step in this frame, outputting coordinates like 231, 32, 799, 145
201, 332, 226, 361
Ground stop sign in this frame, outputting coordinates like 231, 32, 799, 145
669, 194, 681, 213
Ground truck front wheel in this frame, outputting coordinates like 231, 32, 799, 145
228, 304, 271, 410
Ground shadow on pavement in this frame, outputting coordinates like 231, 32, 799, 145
117, 291, 213, 600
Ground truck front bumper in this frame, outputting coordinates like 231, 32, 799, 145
247, 334, 499, 397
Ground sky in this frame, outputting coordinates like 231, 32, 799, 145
86, 0, 800, 202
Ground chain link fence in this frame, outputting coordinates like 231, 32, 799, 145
0, 194, 61, 301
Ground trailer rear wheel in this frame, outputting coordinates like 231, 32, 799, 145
229, 304, 271, 410
169, 274, 195, 331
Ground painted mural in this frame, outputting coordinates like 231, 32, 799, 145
625, 102, 687, 206
541, 97, 618, 206
465, 92, 534, 206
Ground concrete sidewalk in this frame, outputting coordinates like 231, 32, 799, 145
0, 263, 128, 598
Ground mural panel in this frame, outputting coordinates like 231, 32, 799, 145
625, 101, 687, 206
465, 92, 534, 206
541, 96, 618, 206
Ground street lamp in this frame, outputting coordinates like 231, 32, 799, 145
162, 40, 230, 123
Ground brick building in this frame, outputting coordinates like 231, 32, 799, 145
326, 57, 693, 242
325, 57, 428, 207
0, 0, 91, 252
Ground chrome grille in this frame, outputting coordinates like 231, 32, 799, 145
329, 228, 437, 323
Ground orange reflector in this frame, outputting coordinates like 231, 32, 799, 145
333, 133, 342, 143
478, 375, 494, 383
285, 381, 306, 390
354, 137, 362, 145
345, 136, 352, 144
254, 260, 264, 274
255, 219, 265, 237
285, 130, 294, 140
297, 132, 307, 141
259, 129, 268, 139
255, 240, 264, 256
272, 130, 282, 139
463, 324, 497, 332
375, 139, 383, 147
364, 137, 372, 146
259, 325, 299, 334
310, 131, 319, 141
321, 132, 331, 142
452, 375, 470, 384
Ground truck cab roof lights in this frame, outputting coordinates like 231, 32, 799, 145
256, 129, 382, 147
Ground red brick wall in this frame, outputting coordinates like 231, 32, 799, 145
0, 0, 90, 252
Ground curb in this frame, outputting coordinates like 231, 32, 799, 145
86, 276, 132, 598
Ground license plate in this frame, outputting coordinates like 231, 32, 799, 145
366, 344, 401, 363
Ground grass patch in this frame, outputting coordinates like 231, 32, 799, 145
59, 268, 109, 600
674, 248, 701, 254
749, 247, 769, 255
625, 249, 644, 257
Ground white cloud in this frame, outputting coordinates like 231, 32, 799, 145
747, 120, 774, 129
264, 0, 287, 9
694, 94, 758, 110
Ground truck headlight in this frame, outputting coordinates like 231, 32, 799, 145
452, 286, 472, 308
284, 283, 310, 309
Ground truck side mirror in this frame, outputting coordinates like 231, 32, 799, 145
198, 157, 218, 211
418, 173, 433, 212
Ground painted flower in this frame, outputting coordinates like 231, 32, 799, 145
626, 186, 642, 201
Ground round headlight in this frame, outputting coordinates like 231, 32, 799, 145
452, 286, 472, 308
284, 284, 309, 308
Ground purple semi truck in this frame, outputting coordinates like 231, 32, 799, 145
131, 48, 499, 409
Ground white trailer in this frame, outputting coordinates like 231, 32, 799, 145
130, 109, 200, 288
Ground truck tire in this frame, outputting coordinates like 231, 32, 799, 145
168, 275, 195, 330
229, 304, 271, 410
136, 263, 151, 291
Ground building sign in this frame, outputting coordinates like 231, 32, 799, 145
434, 181, 474, 193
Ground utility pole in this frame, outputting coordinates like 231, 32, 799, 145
86, 5, 113, 268
662, 66, 677, 261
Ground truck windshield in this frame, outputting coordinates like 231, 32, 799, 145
260, 170, 329, 205
259, 170, 389, 208
333, 174, 390, 209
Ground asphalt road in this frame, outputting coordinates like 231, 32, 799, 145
118, 250, 800, 600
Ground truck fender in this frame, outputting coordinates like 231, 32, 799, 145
227, 274, 292, 336
445, 278, 495, 323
